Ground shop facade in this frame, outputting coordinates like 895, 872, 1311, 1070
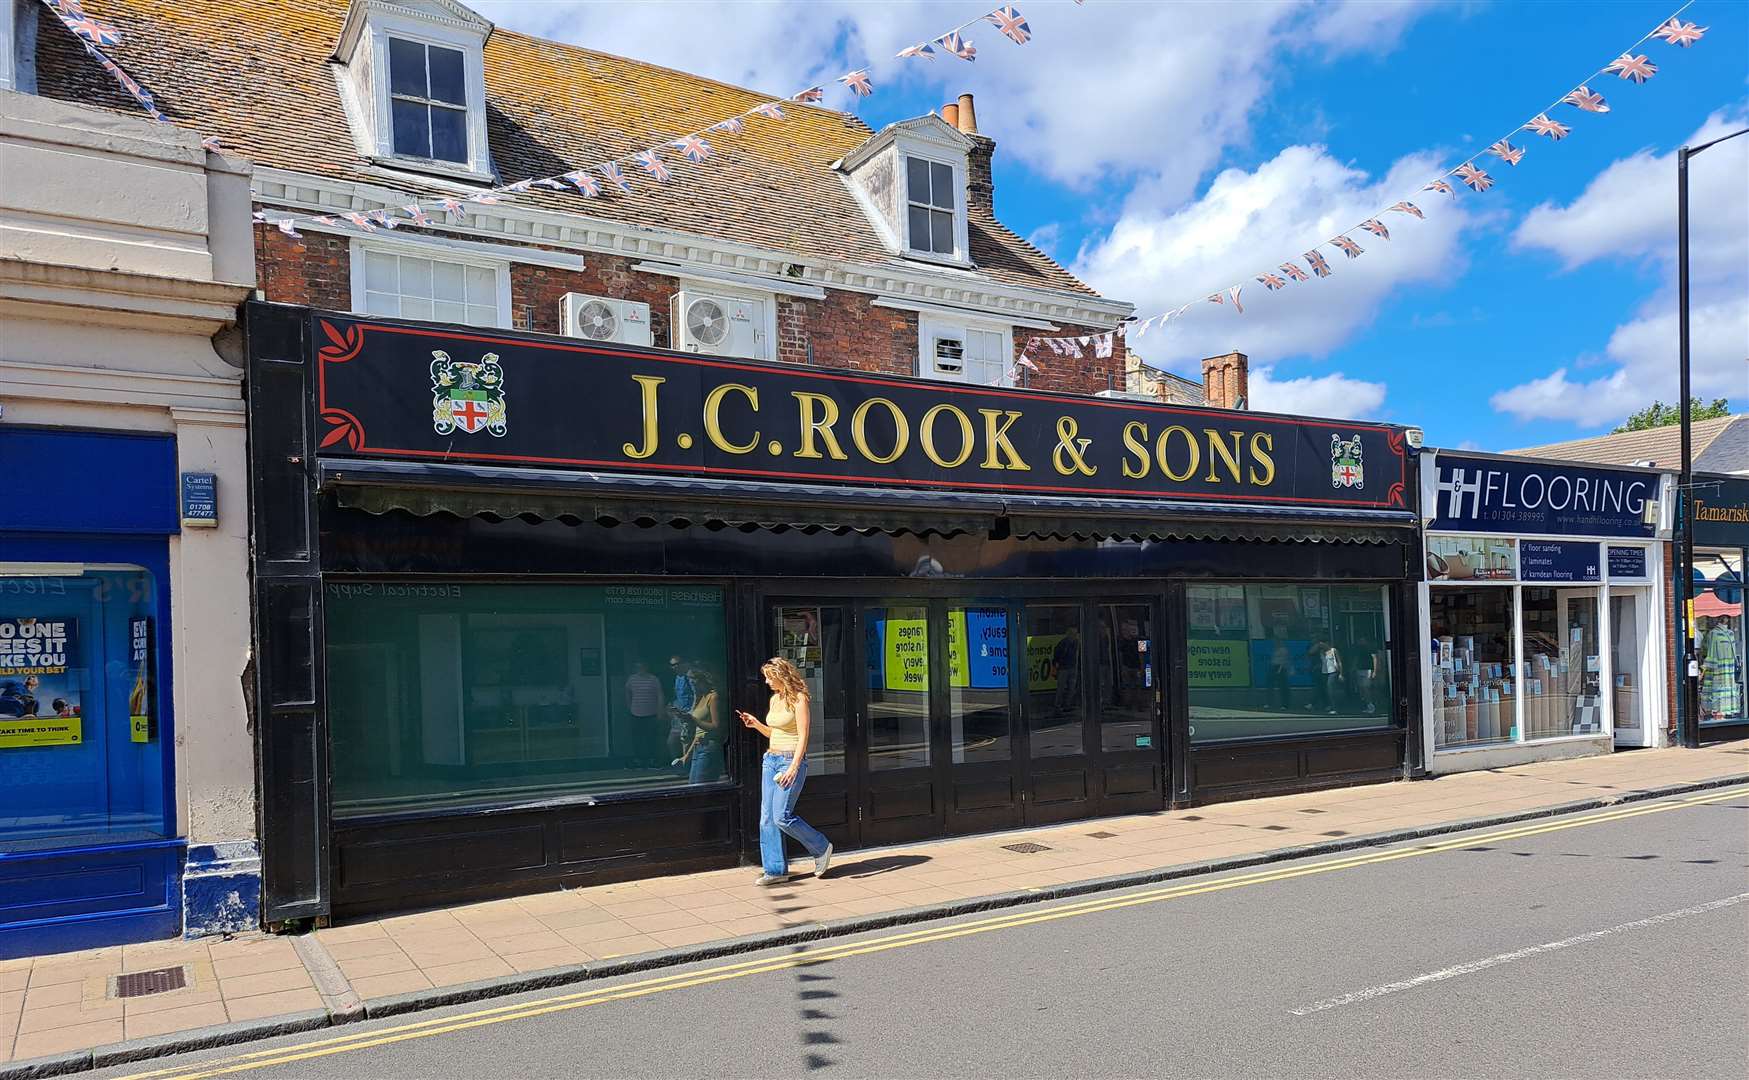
1687, 473, 1748, 743
246, 304, 1423, 921
1418, 450, 1672, 774
0, 93, 257, 957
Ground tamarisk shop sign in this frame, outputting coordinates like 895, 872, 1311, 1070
311, 316, 1409, 509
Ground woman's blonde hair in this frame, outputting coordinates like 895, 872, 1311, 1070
761, 657, 811, 704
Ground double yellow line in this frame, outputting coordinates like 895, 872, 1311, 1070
121, 786, 1746, 1080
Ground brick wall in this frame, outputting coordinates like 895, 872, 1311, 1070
255, 224, 1115, 395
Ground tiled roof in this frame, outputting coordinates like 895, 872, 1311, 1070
1508, 415, 1746, 469
31, 0, 1098, 297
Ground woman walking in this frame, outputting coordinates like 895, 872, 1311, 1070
737, 657, 833, 885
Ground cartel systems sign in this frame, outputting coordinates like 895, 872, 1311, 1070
310, 316, 1410, 511
1429, 452, 1656, 538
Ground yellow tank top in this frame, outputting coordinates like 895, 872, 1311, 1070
767, 694, 802, 754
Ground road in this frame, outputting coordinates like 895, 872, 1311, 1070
100, 786, 1749, 1080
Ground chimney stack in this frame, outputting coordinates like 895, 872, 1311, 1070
1200, 351, 1250, 410
940, 101, 960, 128
956, 93, 978, 134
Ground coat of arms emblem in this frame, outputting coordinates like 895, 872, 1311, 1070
1331, 434, 1365, 489
430, 350, 507, 437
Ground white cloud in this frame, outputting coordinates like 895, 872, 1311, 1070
1078, 145, 1478, 370
1249, 364, 1387, 419
1495, 106, 1749, 427
471, 1, 1439, 194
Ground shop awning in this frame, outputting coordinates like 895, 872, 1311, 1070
319, 459, 1417, 544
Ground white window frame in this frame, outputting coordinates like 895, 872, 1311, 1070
349, 236, 511, 329
673, 277, 779, 363
903, 153, 964, 262
918, 313, 1011, 387
332, 3, 494, 183
383, 35, 471, 167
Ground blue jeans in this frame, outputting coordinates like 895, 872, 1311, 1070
760, 751, 829, 876
688, 740, 723, 785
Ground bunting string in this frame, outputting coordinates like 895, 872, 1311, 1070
43, 0, 1071, 242
1028, 0, 1710, 360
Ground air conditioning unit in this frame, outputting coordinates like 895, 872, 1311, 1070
670, 290, 770, 361
559, 293, 652, 346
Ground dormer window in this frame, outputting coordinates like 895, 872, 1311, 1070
906, 157, 957, 257
388, 37, 468, 163
332, 0, 495, 182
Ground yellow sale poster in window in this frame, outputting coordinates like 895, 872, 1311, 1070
0, 615, 83, 749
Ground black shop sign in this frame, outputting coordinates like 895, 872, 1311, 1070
309, 316, 1409, 510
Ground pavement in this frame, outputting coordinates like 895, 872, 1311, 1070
77, 782, 1749, 1079
5, 741, 1747, 1078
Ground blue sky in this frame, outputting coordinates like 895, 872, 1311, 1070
474, 1, 1746, 450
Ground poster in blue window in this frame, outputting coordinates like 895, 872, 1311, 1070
0, 615, 83, 748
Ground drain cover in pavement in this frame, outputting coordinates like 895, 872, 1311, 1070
113, 967, 187, 999
1002, 841, 1052, 853
1086, 831, 1118, 839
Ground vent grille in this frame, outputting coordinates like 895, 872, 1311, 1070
113, 967, 187, 999
1001, 841, 1051, 854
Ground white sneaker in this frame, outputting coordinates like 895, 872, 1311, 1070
814, 843, 834, 879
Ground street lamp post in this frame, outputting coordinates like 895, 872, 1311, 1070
1675, 127, 1748, 749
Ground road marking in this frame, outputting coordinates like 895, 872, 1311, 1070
1289, 892, 1749, 1016
119, 784, 1749, 1080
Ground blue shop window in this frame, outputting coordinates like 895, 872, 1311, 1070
1, 568, 168, 852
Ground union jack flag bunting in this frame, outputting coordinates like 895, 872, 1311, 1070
1487, 140, 1525, 166
751, 102, 786, 120
599, 162, 632, 192
1279, 262, 1308, 282
1015, 354, 1040, 372
1331, 235, 1364, 259
1562, 85, 1610, 113
342, 212, 377, 232
1359, 219, 1390, 240
1094, 333, 1114, 359
534, 178, 570, 190
896, 42, 936, 60
671, 135, 712, 163
1207, 291, 1225, 307
839, 70, 874, 97
712, 116, 745, 134
97, 55, 156, 113
368, 209, 399, 229
1525, 114, 1571, 140
1454, 163, 1492, 192
1132, 316, 1155, 337
51, 3, 122, 48
504, 179, 534, 193
1387, 201, 1424, 219
986, 5, 1031, 45
564, 170, 601, 197
251, 209, 267, 223
1653, 19, 1706, 47
1257, 273, 1287, 291
1227, 285, 1244, 313
469, 192, 504, 204
634, 150, 671, 182
276, 220, 302, 239
440, 197, 466, 216
1424, 179, 1456, 196
200, 135, 222, 152
939, 32, 977, 61
403, 204, 433, 227
1606, 53, 1656, 84
1305, 249, 1332, 277
313, 215, 338, 227
792, 87, 824, 103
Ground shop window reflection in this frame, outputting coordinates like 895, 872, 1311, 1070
324, 583, 730, 815
863, 604, 931, 770
1187, 583, 1394, 742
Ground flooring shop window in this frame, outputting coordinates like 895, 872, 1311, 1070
388, 37, 468, 163
324, 583, 730, 815
1185, 583, 1394, 742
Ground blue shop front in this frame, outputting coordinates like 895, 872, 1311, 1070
0, 428, 183, 958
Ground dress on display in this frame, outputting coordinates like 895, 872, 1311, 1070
1700, 624, 1743, 719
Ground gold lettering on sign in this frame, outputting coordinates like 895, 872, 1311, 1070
622, 374, 666, 459
920, 404, 975, 469
1204, 429, 1243, 484
1248, 432, 1276, 486
979, 409, 1031, 471
852, 398, 909, 464
1052, 416, 1097, 476
792, 392, 847, 461
704, 383, 760, 455
1156, 425, 1199, 483
1121, 421, 1151, 479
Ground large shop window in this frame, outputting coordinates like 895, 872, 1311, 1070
1695, 551, 1745, 727
1428, 587, 1516, 749
1185, 584, 1395, 742
324, 583, 730, 815
1, 568, 166, 852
